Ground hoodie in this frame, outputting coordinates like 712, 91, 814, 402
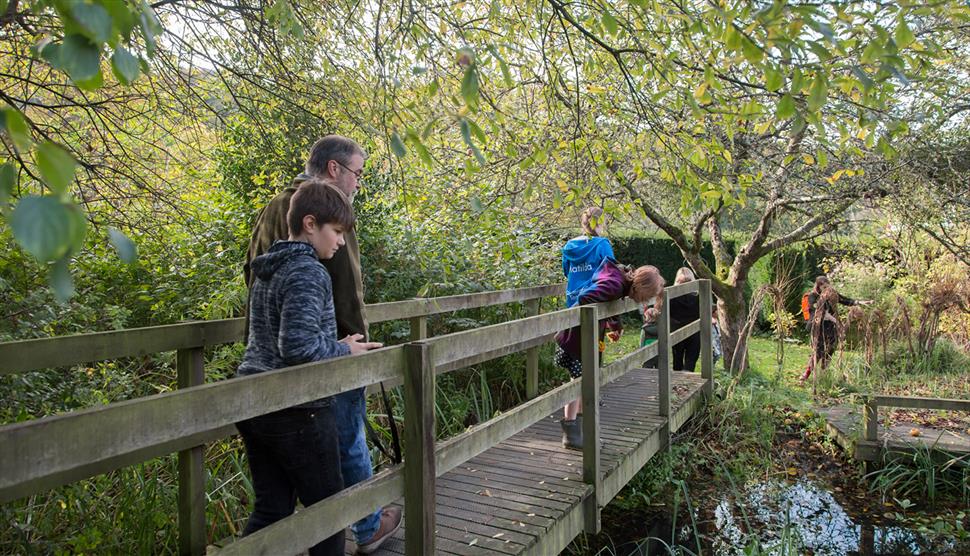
239, 241, 351, 407
555, 258, 629, 359
562, 235, 615, 307
245, 174, 368, 339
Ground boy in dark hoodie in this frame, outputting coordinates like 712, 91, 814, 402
237, 179, 382, 555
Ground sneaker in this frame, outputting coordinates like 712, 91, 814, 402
356, 507, 402, 554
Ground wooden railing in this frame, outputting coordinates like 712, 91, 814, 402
861, 395, 970, 444
1, 280, 714, 555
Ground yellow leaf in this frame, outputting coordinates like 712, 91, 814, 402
801, 153, 815, 165
787, 467, 798, 476
723, 150, 733, 163
693, 82, 708, 100
556, 179, 568, 192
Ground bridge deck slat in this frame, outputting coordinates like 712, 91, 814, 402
361, 367, 706, 554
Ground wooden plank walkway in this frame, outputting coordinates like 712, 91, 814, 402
347, 369, 709, 555
820, 405, 970, 462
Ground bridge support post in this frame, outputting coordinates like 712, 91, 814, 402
404, 341, 436, 555
699, 280, 714, 399
657, 291, 672, 448
177, 347, 206, 556
580, 306, 601, 534
525, 297, 541, 399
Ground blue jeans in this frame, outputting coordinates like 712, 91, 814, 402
237, 405, 344, 556
334, 387, 381, 543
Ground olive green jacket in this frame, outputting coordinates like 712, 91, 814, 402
244, 174, 368, 339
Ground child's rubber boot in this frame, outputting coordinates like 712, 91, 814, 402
560, 415, 583, 450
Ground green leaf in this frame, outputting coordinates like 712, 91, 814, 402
601, 11, 618, 35
412, 139, 433, 166
37, 40, 63, 70
775, 93, 796, 120
790, 68, 804, 93
460, 118, 486, 165
65, 203, 88, 256
70, 2, 112, 43
0, 108, 32, 152
390, 132, 407, 158
138, 5, 162, 57
486, 44, 513, 87
741, 37, 763, 63
0, 162, 15, 206
461, 65, 479, 108
807, 75, 828, 112
103, 0, 137, 41
110, 46, 140, 85
0, 1, 8, 17
467, 118, 487, 143
35, 142, 77, 194
764, 67, 784, 92
10, 195, 75, 262
724, 25, 742, 51
49, 257, 75, 302
470, 196, 483, 212
851, 65, 875, 90
894, 20, 915, 48
108, 227, 138, 263
61, 34, 102, 83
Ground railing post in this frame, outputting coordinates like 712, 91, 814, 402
403, 341, 436, 555
176, 347, 206, 556
698, 280, 714, 398
525, 297, 541, 399
409, 315, 427, 341
657, 292, 672, 420
657, 291, 672, 449
579, 305, 601, 534
863, 397, 878, 442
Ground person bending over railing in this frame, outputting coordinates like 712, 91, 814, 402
554, 262, 665, 449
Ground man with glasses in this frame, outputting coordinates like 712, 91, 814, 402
245, 135, 402, 554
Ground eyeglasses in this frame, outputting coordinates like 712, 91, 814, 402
335, 160, 363, 180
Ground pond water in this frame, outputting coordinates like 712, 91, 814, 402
610, 480, 965, 555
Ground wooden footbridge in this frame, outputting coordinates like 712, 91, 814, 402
821, 395, 970, 468
1, 280, 715, 555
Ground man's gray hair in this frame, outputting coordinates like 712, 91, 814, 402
305, 135, 366, 176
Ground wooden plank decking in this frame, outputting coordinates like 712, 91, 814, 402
348, 369, 709, 555
820, 405, 970, 462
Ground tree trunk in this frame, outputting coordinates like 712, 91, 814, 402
717, 283, 748, 374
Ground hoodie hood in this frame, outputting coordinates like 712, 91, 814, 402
562, 236, 611, 268
251, 241, 317, 281
292, 173, 311, 187
562, 236, 614, 308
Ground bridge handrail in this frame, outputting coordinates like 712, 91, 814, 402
0, 283, 565, 375
2, 279, 713, 555
861, 394, 970, 443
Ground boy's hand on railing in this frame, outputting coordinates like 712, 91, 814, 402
341, 333, 384, 355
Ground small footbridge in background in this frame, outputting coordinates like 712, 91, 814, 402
820, 396, 970, 471
1, 280, 715, 555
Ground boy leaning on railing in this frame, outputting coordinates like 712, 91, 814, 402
235, 178, 382, 556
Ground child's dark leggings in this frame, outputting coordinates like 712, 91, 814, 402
237, 404, 344, 555
672, 332, 701, 372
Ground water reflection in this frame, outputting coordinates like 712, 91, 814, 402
707, 480, 957, 555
